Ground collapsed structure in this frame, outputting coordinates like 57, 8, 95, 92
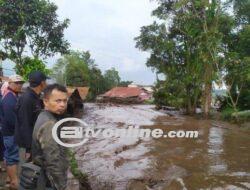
97, 86, 153, 104
66, 87, 89, 115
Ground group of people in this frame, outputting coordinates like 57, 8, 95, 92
0, 71, 69, 190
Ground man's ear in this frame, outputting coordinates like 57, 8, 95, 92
43, 99, 48, 107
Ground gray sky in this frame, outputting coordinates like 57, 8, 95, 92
2, 0, 158, 85
50, 0, 158, 85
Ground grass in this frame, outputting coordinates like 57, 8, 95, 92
221, 107, 250, 125
221, 107, 235, 121
232, 110, 250, 123
68, 150, 92, 190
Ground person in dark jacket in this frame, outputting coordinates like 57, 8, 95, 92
32, 84, 69, 190
1, 75, 24, 189
0, 87, 5, 172
15, 71, 48, 162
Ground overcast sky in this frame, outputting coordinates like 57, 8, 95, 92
2, 0, 158, 85
50, 0, 158, 85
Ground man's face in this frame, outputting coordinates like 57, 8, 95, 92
40, 81, 47, 91
9, 82, 23, 93
43, 89, 68, 115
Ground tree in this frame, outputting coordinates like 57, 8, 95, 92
103, 68, 121, 90
220, 0, 250, 112
16, 57, 51, 80
53, 51, 90, 87
53, 50, 120, 100
0, 0, 69, 73
135, 0, 226, 116
119, 81, 133, 87
87, 66, 106, 100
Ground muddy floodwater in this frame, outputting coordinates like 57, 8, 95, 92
75, 103, 250, 190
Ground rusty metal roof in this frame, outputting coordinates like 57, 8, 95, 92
67, 87, 89, 100
77, 87, 89, 100
103, 87, 145, 98
66, 87, 76, 96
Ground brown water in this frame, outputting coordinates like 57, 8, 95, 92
77, 104, 250, 190
127, 116, 250, 190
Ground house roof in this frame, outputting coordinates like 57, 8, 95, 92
103, 87, 145, 98
77, 87, 89, 100
67, 87, 89, 100
142, 87, 154, 93
66, 87, 76, 97
0, 76, 10, 82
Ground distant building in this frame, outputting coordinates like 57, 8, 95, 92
67, 87, 89, 101
77, 87, 90, 101
0, 76, 10, 82
128, 83, 138, 88
66, 87, 89, 116
98, 86, 152, 104
128, 84, 154, 94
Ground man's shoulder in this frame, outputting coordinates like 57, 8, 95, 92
2, 92, 16, 104
20, 88, 37, 101
33, 111, 56, 137
35, 111, 56, 128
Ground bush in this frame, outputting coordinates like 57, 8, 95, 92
67, 150, 92, 189
15, 57, 51, 80
221, 107, 235, 121
144, 99, 154, 105
232, 110, 250, 123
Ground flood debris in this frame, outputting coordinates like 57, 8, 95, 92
67, 87, 89, 116
73, 103, 250, 190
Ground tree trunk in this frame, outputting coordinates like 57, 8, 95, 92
186, 95, 196, 115
203, 82, 212, 118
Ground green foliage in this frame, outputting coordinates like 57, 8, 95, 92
220, 1, 250, 113
65, 54, 90, 87
87, 66, 106, 101
220, 81, 250, 111
53, 51, 123, 101
103, 68, 121, 90
67, 150, 91, 189
15, 57, 51, 80
119, 81, 133, 87
237, 82, 250, 110
153, 80, 187, 109
221, 108, 250, 123
53, 51, 90, 87
136, 0, 250, 116
135, 0, 222, 114
0, 0, 69, 73
232, 110, 250, 123
221, 107, 235, 121
232, 0, 250, 24
88, 67, 121, 100
144, 99, 154, 105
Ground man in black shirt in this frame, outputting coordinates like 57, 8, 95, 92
15, 71, 48, 161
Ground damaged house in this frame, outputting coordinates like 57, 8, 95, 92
98, 87, 152, 104
67, 87, 89, 115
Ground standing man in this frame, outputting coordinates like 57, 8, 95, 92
31, 84, 69, 190
0, 83, 5, 172
1, 75, 24, 189
15, 71, 48, 161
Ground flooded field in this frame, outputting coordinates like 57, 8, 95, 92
76, 103, 250, 190
0, 103, 249, 190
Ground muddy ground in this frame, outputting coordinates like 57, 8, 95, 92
0, 103, 249, 190
74, 103, 250, 190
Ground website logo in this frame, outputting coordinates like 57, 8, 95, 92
52, 118, 199, 147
